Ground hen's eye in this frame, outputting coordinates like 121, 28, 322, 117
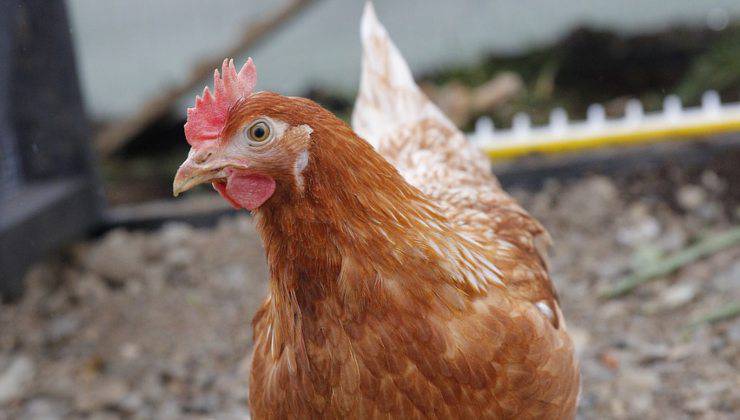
246, 121, 271, 144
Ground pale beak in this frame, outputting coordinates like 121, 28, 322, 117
172, 149, 226, 197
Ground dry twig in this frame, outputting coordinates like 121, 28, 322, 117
601, 226, 740, 299
686, 302, 740, 328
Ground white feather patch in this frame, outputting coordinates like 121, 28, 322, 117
294, 149, 309, 192
535, 301, 555, 322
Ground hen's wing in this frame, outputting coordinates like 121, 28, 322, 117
352, 2, 559, 317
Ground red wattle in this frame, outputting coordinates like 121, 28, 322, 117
213, 173, 276, 211
212, 181, 241, 209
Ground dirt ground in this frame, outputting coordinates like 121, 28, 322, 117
1, 162, 739, 419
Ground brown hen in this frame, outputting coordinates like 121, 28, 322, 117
173, 3, 579, 419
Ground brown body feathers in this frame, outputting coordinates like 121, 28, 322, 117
246, 4, 579, 419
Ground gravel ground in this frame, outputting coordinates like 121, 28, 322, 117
1, 163, 739, 419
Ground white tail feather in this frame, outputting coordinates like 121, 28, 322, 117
352, 2, 456, 148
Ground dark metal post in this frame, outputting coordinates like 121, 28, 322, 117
0, 0, 103, 299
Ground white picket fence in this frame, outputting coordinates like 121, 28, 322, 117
468, 91, 740, 159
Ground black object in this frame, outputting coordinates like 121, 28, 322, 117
0, 0, 102, 299
494, 135, 740, 191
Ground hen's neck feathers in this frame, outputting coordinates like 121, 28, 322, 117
257, 119, 442, 287
253, 115, 504, 357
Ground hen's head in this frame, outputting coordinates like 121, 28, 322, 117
173, 58, 362, 211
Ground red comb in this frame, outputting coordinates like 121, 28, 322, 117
184, 58, 257, 145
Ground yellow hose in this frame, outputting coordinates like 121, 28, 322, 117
481, 120, 740, 160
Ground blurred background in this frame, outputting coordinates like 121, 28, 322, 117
1, 0, 739, 418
